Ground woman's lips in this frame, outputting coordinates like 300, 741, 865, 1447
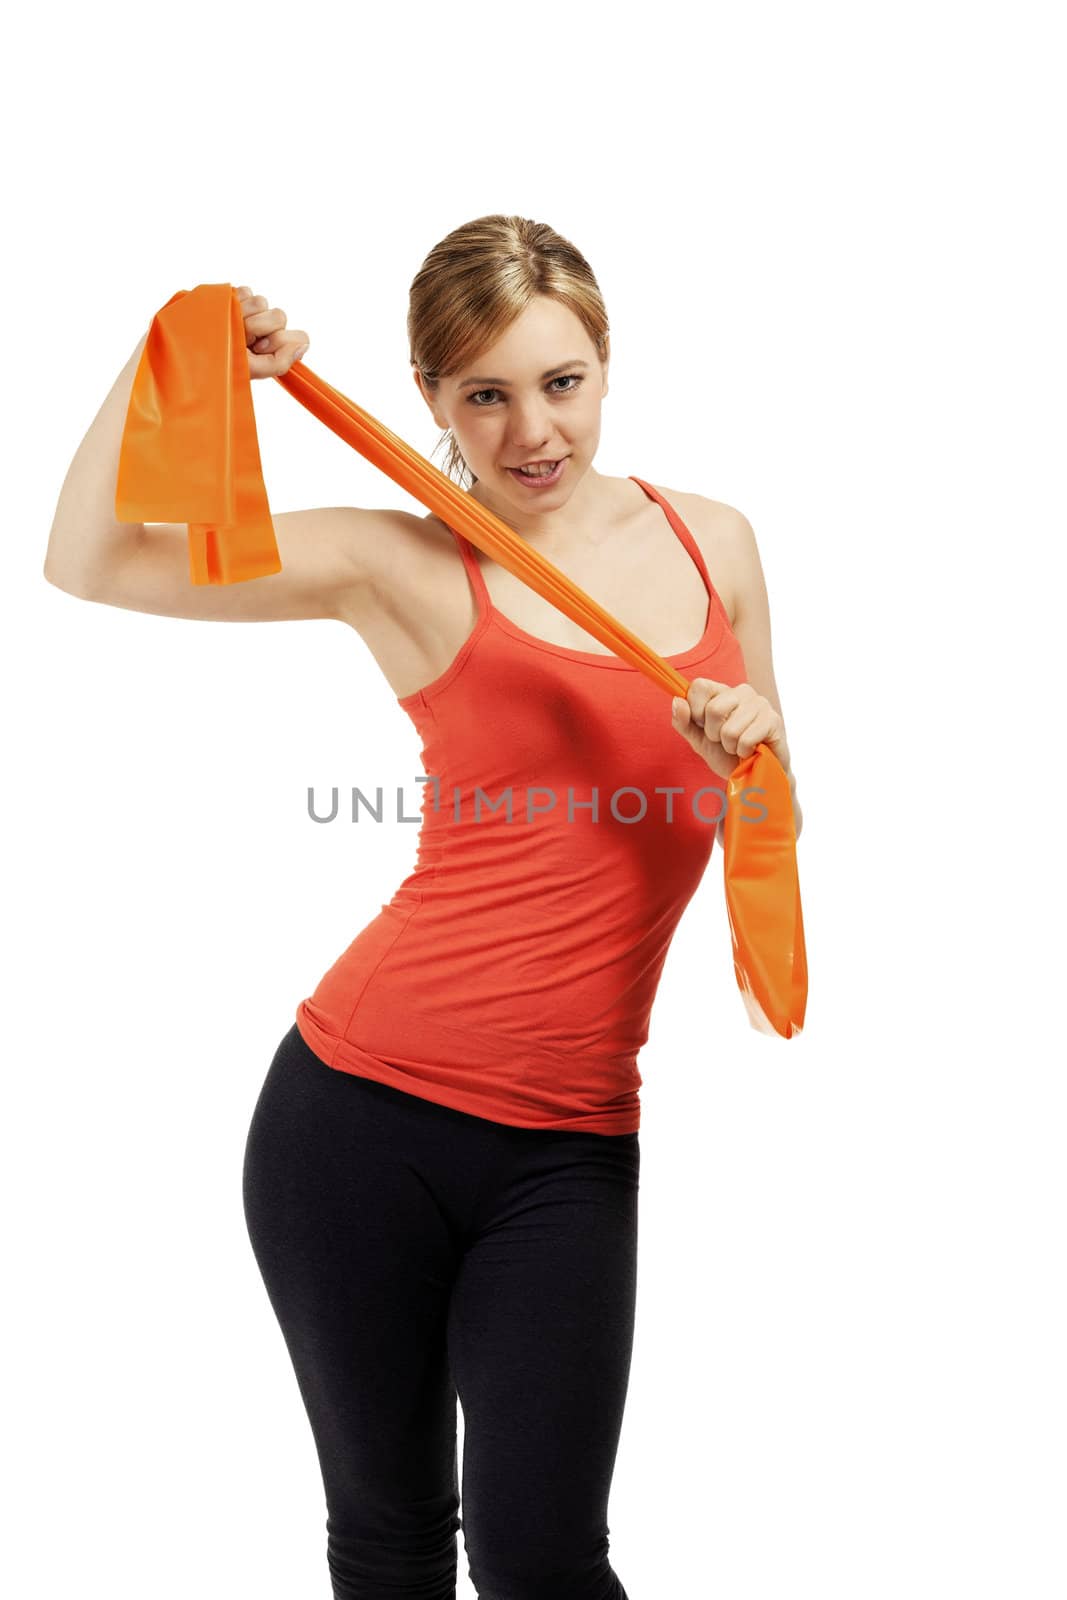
506, 458, 567, 489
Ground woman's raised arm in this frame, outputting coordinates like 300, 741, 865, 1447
42, 290, 391, 626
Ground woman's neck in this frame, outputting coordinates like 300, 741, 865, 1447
466, 465, 624, 552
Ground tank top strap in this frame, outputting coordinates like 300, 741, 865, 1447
627, 475, 715, 602
446, 524, 491, 617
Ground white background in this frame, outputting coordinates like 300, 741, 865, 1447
4, 2, 1064, 1596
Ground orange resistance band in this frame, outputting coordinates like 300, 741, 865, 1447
115, 283, 807, 1039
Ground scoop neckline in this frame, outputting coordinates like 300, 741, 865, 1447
396, 475, 726, 703
485, 590, 719, 668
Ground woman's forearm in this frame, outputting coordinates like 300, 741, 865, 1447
43, 330, 149, 594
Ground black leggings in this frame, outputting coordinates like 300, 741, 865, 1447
242, 1023, 640, 1600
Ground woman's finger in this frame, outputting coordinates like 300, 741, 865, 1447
254, 335, 311, 377
243, 307, 287, 342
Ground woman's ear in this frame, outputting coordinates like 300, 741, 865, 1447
412, 367, 447, 430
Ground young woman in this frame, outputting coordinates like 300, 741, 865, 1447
44, 215, 801, 1600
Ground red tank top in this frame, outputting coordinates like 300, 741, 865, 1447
295, 477, 748, 1133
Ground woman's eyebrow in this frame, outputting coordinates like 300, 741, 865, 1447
456, 359, 591, 389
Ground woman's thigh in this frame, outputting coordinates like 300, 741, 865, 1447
242, 1027, 464, 1595
448, 1131, 640, 1600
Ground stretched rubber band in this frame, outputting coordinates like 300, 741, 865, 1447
115, 282, 806, 1038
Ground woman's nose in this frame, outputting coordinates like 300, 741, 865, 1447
508, 409, 554, 449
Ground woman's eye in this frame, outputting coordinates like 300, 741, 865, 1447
467, 374, 584, 407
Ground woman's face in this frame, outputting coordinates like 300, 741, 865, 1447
415, 295, 609, 511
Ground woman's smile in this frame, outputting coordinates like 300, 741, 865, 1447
505, 457, 568, 489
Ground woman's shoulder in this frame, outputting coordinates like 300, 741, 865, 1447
645, 480, 747, 533
642, 482, 752, 557
645, 484, 754, 629
378, 504, 470, 576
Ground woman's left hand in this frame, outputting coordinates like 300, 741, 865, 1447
670, 679, 791, 782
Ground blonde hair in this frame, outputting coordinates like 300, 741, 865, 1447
407, 215, 610, 490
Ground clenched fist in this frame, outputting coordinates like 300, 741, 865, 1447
671, 678, 791, 782
235, 286, 310, 380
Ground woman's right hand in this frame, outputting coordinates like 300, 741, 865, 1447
236, 286, 310, 380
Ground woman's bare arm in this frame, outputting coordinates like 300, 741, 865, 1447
721, 504, 802, 842
42, 323, 393, 626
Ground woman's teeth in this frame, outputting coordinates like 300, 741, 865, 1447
507, 458, 566, 486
